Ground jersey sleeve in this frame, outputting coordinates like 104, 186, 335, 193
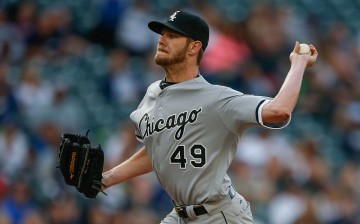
216, 87, 290, 134
256, 99, 291, 129
130, 107, 144, 143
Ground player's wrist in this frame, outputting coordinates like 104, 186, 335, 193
290, 55, 308, 69
101, 174, 111, 190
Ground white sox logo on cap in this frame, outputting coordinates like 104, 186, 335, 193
148, 11, 209, 50
169, 11, 180, 21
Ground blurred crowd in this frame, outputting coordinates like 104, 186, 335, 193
0, 0, 359, 223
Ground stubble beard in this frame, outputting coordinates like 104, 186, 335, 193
154, 44, 188, 66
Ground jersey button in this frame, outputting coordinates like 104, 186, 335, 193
159, 107, 163, 111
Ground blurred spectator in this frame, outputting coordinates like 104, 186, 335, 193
23, 210, 46, 224
0, 177, 39, 224
14, 67, 54, 113
0, 118, 29, 180
25, 6, 72, 59
116, 0, 157, 57
103, 122, 140, 170
244, 2, 288, 77
14, 1, 38, 41
312, 163, 360, 223
0, 173, 8, 202
31, 121, 63, 202
47, 194, 82, 224
0, 8, 26, 64
0, 63, 19, 123
293, 197, 321, 224
201, 20, 252, 77
124, 175, 170, 222
236, 129, 295, 171
237, 60, 278, 96
267, 182, 306, 224
96, 122, 141, 216
43, 84, 88, 132
297, 139, 331, 192
101, 48, 141, 107
87, 203, 117, 224
89, 0, 128, 48
121, 209, 159, 224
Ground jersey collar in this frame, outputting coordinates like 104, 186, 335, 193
159, 74, 201, 90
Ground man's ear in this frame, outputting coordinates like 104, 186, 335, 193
188, 41, 202, 55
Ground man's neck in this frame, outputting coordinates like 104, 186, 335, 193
163, 63, 199, 83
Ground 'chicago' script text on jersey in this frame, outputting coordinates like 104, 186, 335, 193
139, 108, 202, 140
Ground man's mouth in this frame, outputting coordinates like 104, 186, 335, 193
157, 47, 167, 53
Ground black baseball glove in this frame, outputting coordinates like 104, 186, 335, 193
58, 131, 107, 198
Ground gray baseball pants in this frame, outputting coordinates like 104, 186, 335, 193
160, 193, 253, 224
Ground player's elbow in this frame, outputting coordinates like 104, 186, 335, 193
262, 106, 292, 123
273, 109, 291, 122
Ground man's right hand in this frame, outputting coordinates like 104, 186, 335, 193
290, 41, 318, 68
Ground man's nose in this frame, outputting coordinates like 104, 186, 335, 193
158, 35, 166, 46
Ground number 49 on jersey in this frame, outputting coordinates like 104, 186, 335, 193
170, 144, 206, 169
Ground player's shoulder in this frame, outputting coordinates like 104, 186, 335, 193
145, 80, 162, 96
148, 80, 162, 90
211, 84, 245, 97
191, 76, 245, 99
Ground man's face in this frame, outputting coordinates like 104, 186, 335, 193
154, 29, 190, 66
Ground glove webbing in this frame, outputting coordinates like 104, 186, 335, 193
92, 180, 108, 196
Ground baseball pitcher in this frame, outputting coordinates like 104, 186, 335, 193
101, 11, 318, 224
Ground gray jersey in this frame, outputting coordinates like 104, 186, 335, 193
130, 75, 287, 206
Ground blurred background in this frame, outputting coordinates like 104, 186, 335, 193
0, 0, 359, 223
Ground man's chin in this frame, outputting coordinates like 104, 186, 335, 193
154, 56, 170, 66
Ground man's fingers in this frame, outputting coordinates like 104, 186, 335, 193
293, 41, 300, 53
309, 44, 318, 57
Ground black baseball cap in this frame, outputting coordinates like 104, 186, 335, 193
148, 11, 209, 51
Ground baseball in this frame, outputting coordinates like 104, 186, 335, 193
299, 43, 311, 55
